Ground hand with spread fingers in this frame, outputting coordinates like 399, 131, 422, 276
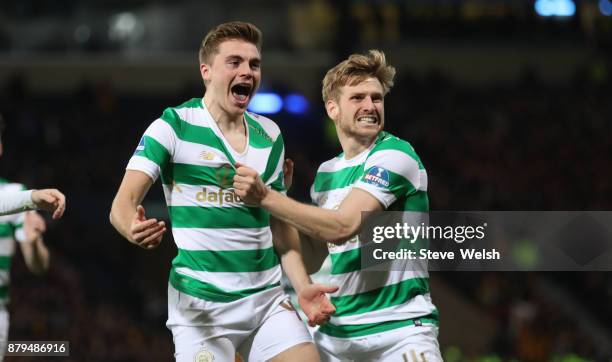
298, 283, 339, 327
129, 205, 166, 249
31, 189, 66, 219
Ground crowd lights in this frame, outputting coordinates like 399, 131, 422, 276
600, 0, 612, 16
248, 92, 310, 115
534, 0, 576, 17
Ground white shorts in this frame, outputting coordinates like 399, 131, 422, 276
314, 324, 442, 362
166, 284, 313, 362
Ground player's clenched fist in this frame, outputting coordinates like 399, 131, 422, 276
233, 162, 268, 205
130, 205, 166, 249
31, 188, 66, 219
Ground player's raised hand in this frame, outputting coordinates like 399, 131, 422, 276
130, 205, 166, 249
298, 283, 339, 327
233, 162, 268, 205
283, 158, 294, 191
31, 189, 66, 219
23, 211, 46, 243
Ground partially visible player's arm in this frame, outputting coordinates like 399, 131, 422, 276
0, 189, 66, 218
110, 170, 166, 249
265, 189, 382, 244
271, 217, 311, 291
300, 232, 329, 274
19, 212, 49, 274
271, 217, 338, 326
0, 190, 35, 216
20, 237, 49, 275
234, 168, 383, 244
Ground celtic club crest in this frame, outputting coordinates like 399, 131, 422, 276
215, 164, 234, 189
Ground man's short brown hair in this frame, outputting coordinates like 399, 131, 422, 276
198, 21, 262, 64
322, 50, 396, 102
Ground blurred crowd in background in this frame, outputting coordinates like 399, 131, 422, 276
1, 0, 612, 361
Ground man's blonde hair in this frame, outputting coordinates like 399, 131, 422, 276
199, 21, 262, 64
322, 50, 396, 102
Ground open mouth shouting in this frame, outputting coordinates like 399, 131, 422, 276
230, 82, 253, 108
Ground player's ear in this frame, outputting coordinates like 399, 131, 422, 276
200, 63, 211, 83
325, 99, 339, 122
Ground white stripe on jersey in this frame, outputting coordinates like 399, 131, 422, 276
173, 107, 209, 127
328, 270, 430, 297
364, 149, 423, 190
162, 184, 244, 208
311, 185, 352, 206
172, 139, 232, 167
329, 294, 436, 326
172, 227, 272, 251
146, 118, 177, 153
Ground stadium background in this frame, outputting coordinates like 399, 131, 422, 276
0, 0, 611, 360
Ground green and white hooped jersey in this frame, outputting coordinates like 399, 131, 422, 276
127, 98, 286, 304
310, 131, 438, 339
0, 179, 27, 306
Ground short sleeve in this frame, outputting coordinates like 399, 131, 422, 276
126, 116, 177, 182
353, 147, 423, 209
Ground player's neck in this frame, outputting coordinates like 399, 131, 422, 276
339, 134, 376, 160
203, 96, 247, 153
203, 96, 245, 132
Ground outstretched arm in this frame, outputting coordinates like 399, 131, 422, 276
265, 188, 382, 244
110, 170, 167, 249
271, 217, 338, 326
273, 158, 329, 274
233, 163, 383, 244
0, 189, 65, 218
300, 232, 329, 274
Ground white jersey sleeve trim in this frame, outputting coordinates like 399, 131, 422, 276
126, 156, 160, 182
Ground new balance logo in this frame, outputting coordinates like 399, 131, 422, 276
200, 150, 216, 161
